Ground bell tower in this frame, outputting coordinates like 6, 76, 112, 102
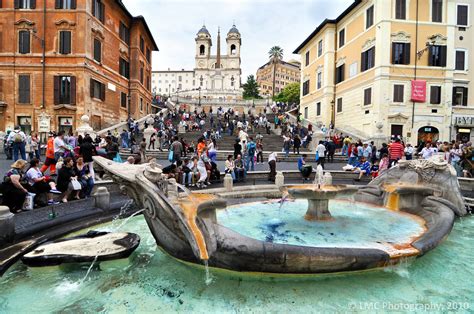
226, 24, 241, 61
195, 25, 212, 69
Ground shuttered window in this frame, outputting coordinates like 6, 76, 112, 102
119, 58, 130, 78
305, 51, 309, 66
335, 64, 345, 83
455, 50, 466, 71
121, 92, 127, 108
316, 102, 321, 116
453, 87, 468, 106
146, 47, 151, 63
393, 85, 404, 103
119, 22, 130, 45
15, 0, 36, 9
392, 42, 410, 65
55, 0, 76, 9
93, 38, 101, 62
432, 0, 443, 23
336, 98, 343, 113
140, 67, 144, 84
59, 31, 71, 54
302, 80, 310, 96
428, 45, 447, 67
364, 88, 372, 106
430, 86, 441, 105
317, 72, 322, 89
395, 0, 406, 19
317, 40, 323, 57
18, 75, 30, 104
457, 5, 468, 26
338, 29, 345, 48
54, 76, 76, 105
140, 37, 145, 53
366, 5, 374, 29
361, 47, 375, 72
92, 0, 105, 23
90, 78, 105, 101
18, 30, 30, 54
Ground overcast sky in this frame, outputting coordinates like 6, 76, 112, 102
122, 0, 353, 79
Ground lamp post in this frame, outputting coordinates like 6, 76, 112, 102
168, 83, 171, 99
127, 94, 132, 118
197, 87, 201, 107
231, 75, 235, 90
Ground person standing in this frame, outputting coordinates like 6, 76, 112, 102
41, 133, 57, 175
316, 141, 326, 167
404, 143, 414, 160
326, 139, 336, 163
293, 135, 301, 155
120, 129, 129, 149
31, 133, 40, 160
171, 136, 183, 162
268, 152, 277, 182
246, 137, 256, 171
256, 139, 264, 164
7, 126, 26, 161
79, 135, 96, 182
139, 137, 147, 163
388, 138, 404, 166
233, 139, 242, 160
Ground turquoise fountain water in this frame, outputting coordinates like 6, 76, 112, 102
0, 209, 473, 312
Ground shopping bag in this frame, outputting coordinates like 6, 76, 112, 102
168, 149, 174, 162
71, 179, 82, 191
23, 193, 35, 211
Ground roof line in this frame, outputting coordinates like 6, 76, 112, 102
293, 0, 362, 54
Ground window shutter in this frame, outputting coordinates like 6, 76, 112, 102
100, 2, 105, 23
463, 88, 468, 106
55, 0, 61, 9
440, 46, 447, 67
65, 31, 71, 54
14, 0, 19, 9
54, 76, 60, 105
0, 76, 3, 100
92, 0, 95, 16
0, 0, 3, 8
428, 47, 433, 66
404, 43, 411, 64
30, 0, 36, 9
90, 78, 94, 98
391, 43, 397, 64
100, 82, 105, 101
71, 0, 76, 9
361, 52, 366, 72
70, 76, 76, 105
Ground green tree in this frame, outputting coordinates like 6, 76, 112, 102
268, 46, 284, 97
274, 82, 300, 104
242, 75, 261, 99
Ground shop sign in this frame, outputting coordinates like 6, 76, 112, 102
59, 117, 73, 126
411, 80, 426, 102
454, 116, 474, 127
37, 113, 51, 133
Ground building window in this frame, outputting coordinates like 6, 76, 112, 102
199, 45, 205, 55
393, 84, 404, 102
59, 31, 71, 54
140, 67, 144, 84
336, 98, 343, 113
457, 5, 468, 26
335, 64, 345, 84
361, 47, 375, 72
349, 62, 358, 78
93, 38, 101, 62
230, 44, 237, 55
338, 29, 345, 48
140, 37, 145, 53
392, 42, 410, 64
366, 5, 374, 29
428, 45, 447, 67
455, 50, 467, 71
54, 76, 76, 105
18, 74, 30, 104
317, 72, 322, 89
430, 86, 441, 105
90, 78, 105, 101
395, 0, 406, 19
364, 88, 372, 106
140, 98, 143, 111
305, 51, 310, 66
92, 0, 105, 23
55, 0, 76, 9
15, 0, 36, 9
304, 107, 308, 119
302, 80, 310, 96
121, 92, 127, 108
18, 30, 30, 54
119, 22, 130, 44
119, 58, 130, 79
316, 102, 321, 116
432, 0, 443, 23
318, 40, 323, 57
146, 47, 151, 63
453, 87, 468, 106
147, 76, 151, 91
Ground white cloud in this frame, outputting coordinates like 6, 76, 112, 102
122, 0, 353, 80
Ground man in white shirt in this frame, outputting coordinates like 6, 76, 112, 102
316, 141, 327, 167
53, 130, 69, 160
420, 143, 434, 159
7, 125, 27, 161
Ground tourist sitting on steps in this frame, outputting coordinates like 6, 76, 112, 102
225, 155, 236, 181
234, 154, 245, 182
25, 158, 61, 206
1, 159, 29, 213
353, 157, 371, 181
298, 154, 313, 181
57, 157, 80, 203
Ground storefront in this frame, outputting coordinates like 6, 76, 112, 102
58, 117, 73, 135
18, 116, 32, 134
453, 115, 474, 143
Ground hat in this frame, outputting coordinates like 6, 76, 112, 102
48, 132, 55, 137
11, 159, 27, 169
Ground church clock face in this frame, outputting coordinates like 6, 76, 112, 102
198, 60, 205, 67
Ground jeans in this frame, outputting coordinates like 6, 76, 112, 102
246, 155, 255, 171
122, 139, 129, 148
12, 142, 26, 161
285, 148, 290, 158
80, 177, 95, 197
235, 168, 245, 181
182, 172, 192, 185
348, 156, 357, 166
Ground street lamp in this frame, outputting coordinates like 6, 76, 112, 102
231, 75, 235, 90
197, 87, 201, 107
168, 83, 171, 99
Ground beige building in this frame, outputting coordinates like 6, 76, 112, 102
256, 59, 300, 97
295, 0, 473, 143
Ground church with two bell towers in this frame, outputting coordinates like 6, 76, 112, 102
194, 24, 242, 98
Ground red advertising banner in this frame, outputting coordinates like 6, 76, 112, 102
411, 80, 426, 102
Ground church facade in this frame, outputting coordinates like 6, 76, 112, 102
152, 25, 243, 100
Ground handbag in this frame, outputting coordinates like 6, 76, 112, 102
315, 151, 319, 161
71, 178, 82, 191
168, 148, 174, 162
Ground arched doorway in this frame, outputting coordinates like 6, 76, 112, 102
417, 126, 439, 144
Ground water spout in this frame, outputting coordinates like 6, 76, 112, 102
314, 165, 325, 189
204, 260, 214, 285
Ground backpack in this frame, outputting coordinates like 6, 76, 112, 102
13, 132, 24, 143
248, 142, 256, 156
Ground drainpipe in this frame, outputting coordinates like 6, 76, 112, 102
410, 0, 419, 136
332, 24, 338, 128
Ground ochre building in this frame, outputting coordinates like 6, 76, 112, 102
256, 59, 300, 97
295, 0, 473, 143
0, 0, 158, 135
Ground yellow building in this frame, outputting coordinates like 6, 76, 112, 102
295, 0, 473, 143
256, 60, 300, 97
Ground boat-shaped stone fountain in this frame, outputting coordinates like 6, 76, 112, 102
94, 155, 467, 274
